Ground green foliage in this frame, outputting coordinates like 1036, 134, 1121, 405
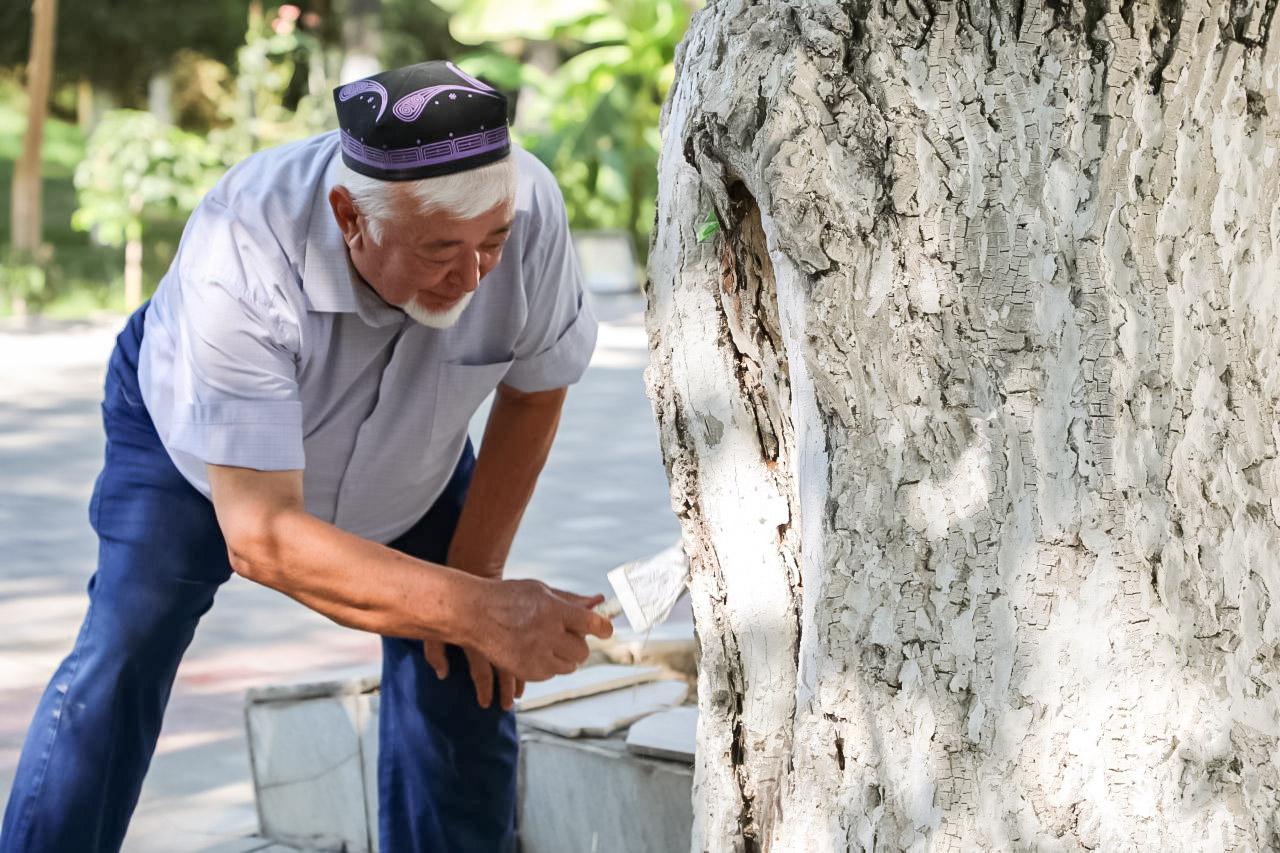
0, 77, 84, 175
529, 0, 689, 261
0, 245, 51, 305
434, 0, 607, 45
380, 0, 466, 72
169, 49, 237, 134
0, 0, 246, 107
453, 51, 540, 94
434, 0, 693, 262
0, 90, 128, 314
3, 0, 695, 314
696, 210, 720, 243
71, 110, 222, 247
226, 5, 339, 153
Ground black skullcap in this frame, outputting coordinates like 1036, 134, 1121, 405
333, 60, 511, 181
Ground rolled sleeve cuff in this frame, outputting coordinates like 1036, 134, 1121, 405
501, 306, 599, 393
167, 400, 305, 470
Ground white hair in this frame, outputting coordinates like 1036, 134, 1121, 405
337, 155, 518, 243
402, 291, 474, 329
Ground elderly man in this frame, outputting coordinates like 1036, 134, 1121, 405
1, 61, 613, 852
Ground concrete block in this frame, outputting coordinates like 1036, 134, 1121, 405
247, 672, 696, 853
244, 671, 378, 853
518, 730, 693, 853
359, 692, 380, 853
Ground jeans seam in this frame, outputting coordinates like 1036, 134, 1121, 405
9, 598, 98, 847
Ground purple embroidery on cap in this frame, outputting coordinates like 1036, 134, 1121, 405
337, 80, 388, 121
340, 126, 509, 171
446, 61, 496, 93
393, 84, 500, 123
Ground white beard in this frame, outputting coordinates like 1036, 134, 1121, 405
400, 291, 474, 329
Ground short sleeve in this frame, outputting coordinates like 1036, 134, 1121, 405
501, 186, 599, 393
163, 200, 306, 471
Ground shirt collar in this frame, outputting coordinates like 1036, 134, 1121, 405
301, 144, 408, 329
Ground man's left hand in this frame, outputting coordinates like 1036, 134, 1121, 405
423, 639, 525, 710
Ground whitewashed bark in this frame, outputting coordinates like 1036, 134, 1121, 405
645, 1, 1280, 850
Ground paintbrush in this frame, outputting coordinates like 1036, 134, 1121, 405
604, 542, 689, 633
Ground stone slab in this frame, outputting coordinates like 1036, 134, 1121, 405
518, 680, 688, 738
516, 664, 665, 711
196, 837, 291, 853
625, 706, 697, 763
243, 667, 380, 704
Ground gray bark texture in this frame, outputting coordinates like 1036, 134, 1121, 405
644, 1, 1280, 850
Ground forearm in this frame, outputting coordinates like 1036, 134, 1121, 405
228, 507, 487, 644
447, 385, 566, 578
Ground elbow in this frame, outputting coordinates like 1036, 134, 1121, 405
225, 541, 262, 581
222, 513, 290, 585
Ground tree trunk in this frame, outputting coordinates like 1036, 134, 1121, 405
76, 78, 93, 132
645, 1, 1280, 850
9, 0, 58, 316
148, 70, 174, 126
123, 236, 143, 311
338, 0, 382, 84
513, 40, 559, 136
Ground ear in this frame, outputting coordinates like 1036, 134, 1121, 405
328, 186, 368, 251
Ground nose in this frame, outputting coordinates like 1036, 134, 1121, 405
446, 250, 481, 296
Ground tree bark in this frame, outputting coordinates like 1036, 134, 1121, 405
147, 70, 174, 126
123, 236, 142, 311
645, 1, 1280, 850
9, 0, 58, 316
338, 0, 382, 84
76, 78, 93, 132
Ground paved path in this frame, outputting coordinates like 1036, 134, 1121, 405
0, 293, 680, 851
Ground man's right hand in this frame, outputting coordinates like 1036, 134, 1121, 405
465, 579, 614, 682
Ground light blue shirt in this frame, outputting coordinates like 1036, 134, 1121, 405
137, 131, 597, 543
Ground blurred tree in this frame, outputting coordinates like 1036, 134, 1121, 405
7, 0, 58, 317
338, 0, 381, 82
524, 0, 688, 263
169, 49, 237, 134
71, 110, 223, 308
379, 0, 465, 72
205, 3, 340, 156
0, 0, 246, 113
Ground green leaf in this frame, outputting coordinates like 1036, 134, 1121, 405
696, 210, 720, 243
72, 109, 223, 248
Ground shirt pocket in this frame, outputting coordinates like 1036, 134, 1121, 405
433, 359, 514, 443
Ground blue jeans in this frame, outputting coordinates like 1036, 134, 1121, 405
0, 304, 517, 852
